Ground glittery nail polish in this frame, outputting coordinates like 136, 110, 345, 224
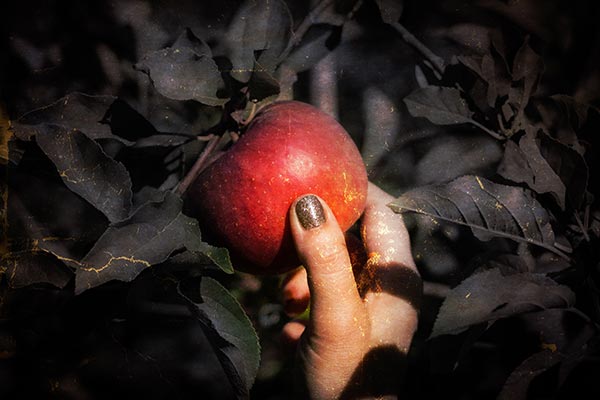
295, 195, 326, 230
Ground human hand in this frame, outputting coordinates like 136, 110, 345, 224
281, 183, 422, 399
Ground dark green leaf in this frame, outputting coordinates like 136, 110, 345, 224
8, 163, 108, 264
180, 277, 260, 397
374, 0, 404, 24
36, 126, 132, 223
136, 47, 226, 107
196, 243, 235, 274
404, 86, 474, 125
226, 0, 292, 83
3, 252, 73, 289
14, 92, 131, 144
389, 175, 564, 256
431, 268, 575, 337
498, 128, 567, 209
74, 192, 232, 293
499, 127, 589, 210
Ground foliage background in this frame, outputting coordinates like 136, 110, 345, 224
1, 0, 599, 398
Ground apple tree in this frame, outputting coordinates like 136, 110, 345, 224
1, 0, 600, 398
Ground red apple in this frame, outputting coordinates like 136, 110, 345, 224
188, 100, 368, 275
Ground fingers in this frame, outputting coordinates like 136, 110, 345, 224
362, 183, 416, 271
281, 320, 306, 348
281, 267, 310, 317
289, 195, 364, 334
360, 183, 421, 349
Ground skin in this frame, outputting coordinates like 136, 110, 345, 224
282, 183, 422, 399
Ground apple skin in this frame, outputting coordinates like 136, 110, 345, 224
187, 100, 368, 275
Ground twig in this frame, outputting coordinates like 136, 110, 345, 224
174, 134, 220, 196
423, 281, 451, 298
293, 0, 335, 46
390, 21, 446, 75
469, 120, 505, 141
280, 0, 335, 62
574, 212, 591, 242
309, 0, 363, 117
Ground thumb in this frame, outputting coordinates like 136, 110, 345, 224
289, 195, 363, 333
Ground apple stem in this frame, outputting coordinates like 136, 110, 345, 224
241, 101, 258, 126
173, 134, 220, 196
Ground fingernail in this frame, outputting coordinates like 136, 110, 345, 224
295, 195, 326, 230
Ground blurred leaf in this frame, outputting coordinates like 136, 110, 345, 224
284, 24, 341, 73
180, 277, 260, 398
74, 192, 232, 293
415, 135, 502, 185
506, 38, 544, 132
535, 95, 594, 154
414, 64, 429, 88
431, 268, 575, 337
499, 309, 597, 400
36, 126, 132, 223
389, 175, 563, 256
511, 37, 543, 97
550, 95, 591, 129
404, 86, 474, 125
361, 87, 400, 171
458, 53, 508, 108
136, 46, 226, 107
498, 349, 564, 400
132, 134, 191, 148
226, 0, 292, 83
374, 0, 404, 24
14, 93, 131, 144
173, 28, 212, 57
498, 128, 566, 209
538, 130, 589, 210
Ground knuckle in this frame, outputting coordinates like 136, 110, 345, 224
312, 240, 348, 272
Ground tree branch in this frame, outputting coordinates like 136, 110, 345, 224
390, 22, 446, 75
174, 134, 220, 196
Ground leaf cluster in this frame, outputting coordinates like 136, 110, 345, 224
391, 27, 600, 398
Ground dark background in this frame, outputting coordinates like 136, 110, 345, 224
2, 0, 599, 399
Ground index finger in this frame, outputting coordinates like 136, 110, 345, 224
359, 183, 421, 305
359, 183, 422, 349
